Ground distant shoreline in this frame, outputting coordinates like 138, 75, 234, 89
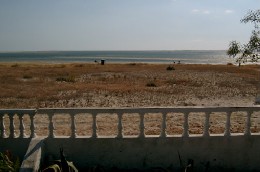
0, 49, 227, 53
0, 50, 233, 64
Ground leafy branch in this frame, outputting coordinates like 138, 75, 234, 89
227, 10, 260, 66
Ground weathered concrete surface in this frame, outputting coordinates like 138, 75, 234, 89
1, 136, 260, 171
19, 138, 45, 172
2, 108, 260, 171
42, 136, 260, 172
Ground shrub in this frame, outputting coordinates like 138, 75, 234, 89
0, 150, 20, 172
56, 76, 76, 83
42, 148, 78, 172
11, 64, 19, 68
146, 81, 157, 87
166, 66, 175, 71
166, 78, 176, 85
23, 75, 33, 79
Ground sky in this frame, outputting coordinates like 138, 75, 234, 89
0, 0, 259, 51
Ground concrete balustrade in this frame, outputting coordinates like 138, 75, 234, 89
1, 107, 259, 139
0, 109, 36, 138
0, 107, 260, 171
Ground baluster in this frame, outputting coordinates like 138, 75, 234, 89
19, 114, 25, 138
160, 113, 167, 138
182, 112, 189, 137
22, 115, 28, 138
92, 113, 98, 138
48, 113, 55, 138
203, 112, 210, 137
70, 113, 77, 138
224, 111, 231, 137
139, 113, 145, 138
30, 113, 37, 138
244, 111, 252, 136
117, 113, 123, 138
9, 114, 16, 138
1, 114, 7, 138
0, 115, 2, 138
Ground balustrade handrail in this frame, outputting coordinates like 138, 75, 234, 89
1, 106, 260, 139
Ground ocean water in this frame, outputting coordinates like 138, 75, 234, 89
0, 50, 234, 64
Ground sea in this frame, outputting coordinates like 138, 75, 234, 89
0, 50, 235, 64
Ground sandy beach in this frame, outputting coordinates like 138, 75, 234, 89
0, 63, 258, 109
1, 63, 260, 136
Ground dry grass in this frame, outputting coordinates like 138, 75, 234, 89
1, 63, 260, 136
0, 63, 258, 108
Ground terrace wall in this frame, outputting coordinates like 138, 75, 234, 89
0, 107, 260, 171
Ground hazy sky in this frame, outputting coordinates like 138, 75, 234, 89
0, 0, 259, 51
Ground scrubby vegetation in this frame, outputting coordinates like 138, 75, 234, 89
146, 81, 157, 87
0, 150, 20, 172
42, 148, 78, 172
0, 63, 258, 108
56, 75, 76, 83
166, 65, 175, 71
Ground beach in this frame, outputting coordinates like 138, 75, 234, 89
0, 63, 258, 109
1, 63, 260, 136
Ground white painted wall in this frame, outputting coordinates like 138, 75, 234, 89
1, 107, 260, 171
10, 136, 260, 171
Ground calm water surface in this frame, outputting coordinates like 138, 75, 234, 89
0, 50, 234, 64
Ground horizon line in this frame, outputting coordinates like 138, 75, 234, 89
0, 49, 227, 53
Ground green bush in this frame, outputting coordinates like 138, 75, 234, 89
0, 151, 20, 172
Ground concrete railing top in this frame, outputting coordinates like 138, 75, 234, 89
1, 106, 260, 139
